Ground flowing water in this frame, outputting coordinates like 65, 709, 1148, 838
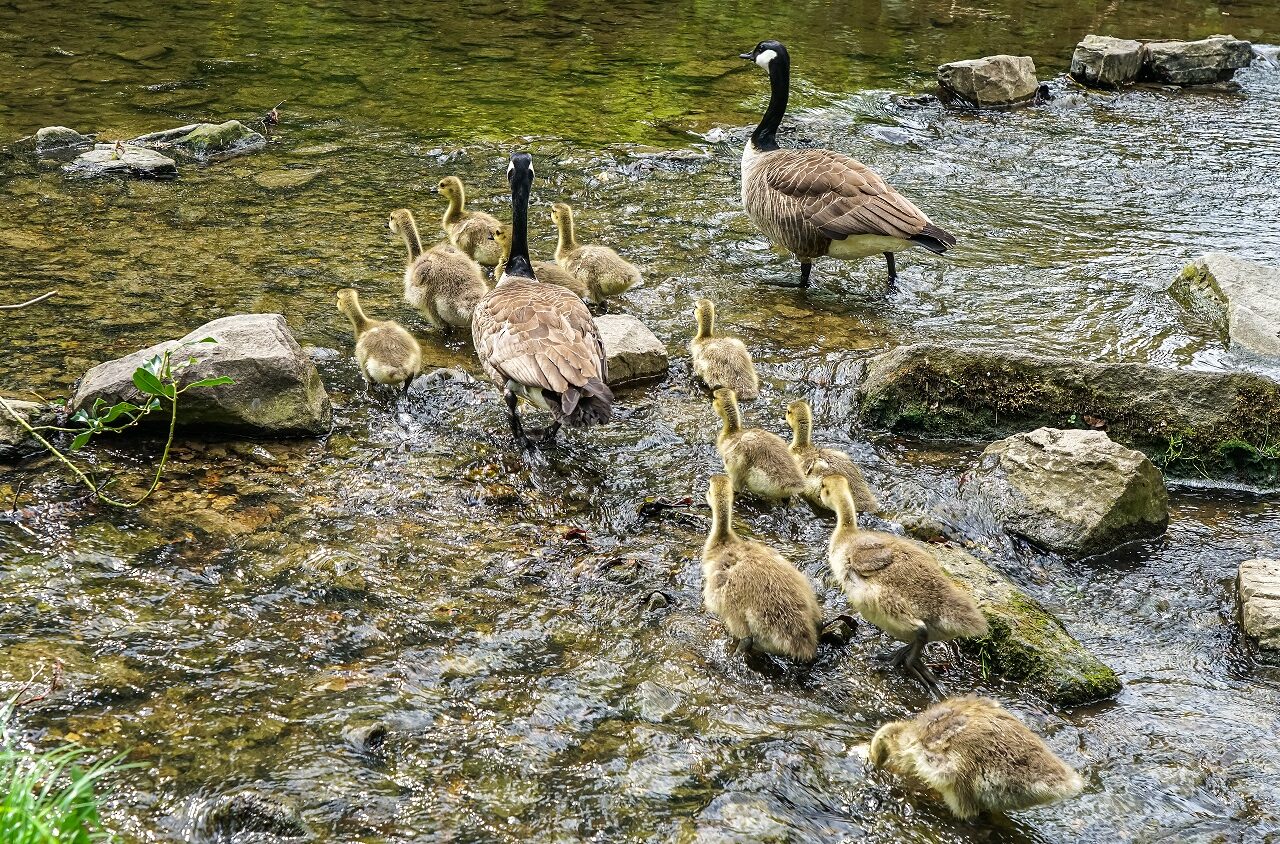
2, 1, 1280, 841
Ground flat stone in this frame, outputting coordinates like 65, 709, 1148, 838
937, 545, 1121, 705
937, 54, 1039, 107
62, 144, 177, 179
35, 125, 93, 151
595, 314, 668, 385
252, 168, 321, 190
857, 343, 1280, 488
974, 428, 1169, 557
1070, 35, 1144, 88
1239, 558, 1280, 650
1170, 252, 1280, 359
132, 120, 266, 160
114, 44, 169, 63
71, 313, 331, 436
1142, 35, 1253, 86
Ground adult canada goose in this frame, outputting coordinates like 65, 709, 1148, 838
786, 399, 879, 513
471, 152, 614, 448
712, 388, 805, 501
550, 202, 642, 305
869, 695, 1084, 820
739, 40, 956, 287
335, 288, 422, 392
690, 298, 759, 400
493, 223, 590, 300
820, 475, 987, 695
437, 176, 503, 267
701, 474, 823, 662
389, 209, 487, 332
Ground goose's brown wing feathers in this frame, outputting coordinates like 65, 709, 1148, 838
765, 149, 950, 245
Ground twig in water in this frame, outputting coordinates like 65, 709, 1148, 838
0, 290, 58, 310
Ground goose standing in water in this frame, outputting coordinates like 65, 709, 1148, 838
471, 153, 614, 448
739, 40, 956, 287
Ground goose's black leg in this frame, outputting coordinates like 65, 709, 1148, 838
504, 389, 528, 447
763, 259, 811, 288
884, 252, 897, 285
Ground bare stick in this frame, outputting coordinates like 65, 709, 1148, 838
0, 290, 58, 310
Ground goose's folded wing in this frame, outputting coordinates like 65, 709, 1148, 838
475, 282, 607, 392
764, 149, 933, 241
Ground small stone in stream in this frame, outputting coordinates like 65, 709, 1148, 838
1070, 35, 1144, 88
200, 792, 308, 839
974, 427, 1168, 558
343, 723, 389, 753
644, 590, 671, 611
253, 168, 322, 190
303, 346, 341, 362
114, 44, 169, 63
820, 616, 857, 645
595, 314, 668, 385
62, 144, 177, 179
35, 125, 93, 151
1238, 558, 1280, 651
1141, 35, 1253, 86
635, 680, 684, 722
1169, 252, 1280, 359
936, 55, 1039, 107
71, 313, 331, 436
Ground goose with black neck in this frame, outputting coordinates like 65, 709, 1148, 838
739, 39, 957, 288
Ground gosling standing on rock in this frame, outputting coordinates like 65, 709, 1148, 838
820, 475, 986, 695
471, 153, 614, 448
336, 288, 422, 392
690, 298, 759, 400
713, 388, 805, 501
551, 202, 642, 306
787, 399, 878, 513
438, 175, 503, 268
739, 40, 956, 287
389, 208, 487, 332
869, 695, 1084, 820
493, 224, 589, 300
702, 474, 823, 662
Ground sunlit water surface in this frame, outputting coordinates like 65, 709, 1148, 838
2, 0, 1280, 841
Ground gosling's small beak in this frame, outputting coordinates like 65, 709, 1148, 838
739, 51, 755, 61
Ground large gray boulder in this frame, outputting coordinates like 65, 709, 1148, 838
132, 120, 266, 160
1170, 253, 1280, 359
857, 343, 1280, 488
937, 55, 1039, 107
63, 144, 177, 179
936, 545, 1121, 704
71, 314, 331, 436
974, 428, 1169, 557
1142, 35, 1253, 85
1238, 558, 1280, 651
1070, 35, 1144, 88
595, 314, 668, 385
35, 125, 93, 151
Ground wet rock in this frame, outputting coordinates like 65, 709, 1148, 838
634, 680, 684, 722
595, 314, 668, 385
936, 55, 1039, 107
1142, 35, 1253, 86
114, 43, 168, 63
974, 428, 1169, 558
857, 343, 1280, 488
253, 168, 321, 191
35, 125, 93, 151
1170, 252, 1280, 359
343, 723, 389, 753
132, 119, 266, 160
71, 313, 332, 436
0, 398, 56, 461
936, 545, 1122, 704
198, 792, 308, 839
1070, 35, 1144, 88
1238, 558, 1280, 651
62, 144, 177, 179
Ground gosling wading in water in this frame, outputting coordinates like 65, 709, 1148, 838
689, 298, 759, 400
438, 175, 504, 268
470, 153, 614, 448
739, 40, 956, 287
701, 473, 823, 662
713, 387, 806, 501
786, 399, 879, 513
389, 208, 487, 332
869, 695, 1084, 820
493, 223, 590, 300
551, 202, 643, 306
820, 474, 987, 696
335, 288, 422, 392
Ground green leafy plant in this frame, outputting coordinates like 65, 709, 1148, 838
0, 339, 233, 508
0, 699, 123, 844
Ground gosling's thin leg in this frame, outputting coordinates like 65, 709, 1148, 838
733, 636, 754, 658
884, 252, 897, 285
877, 643, 911, 666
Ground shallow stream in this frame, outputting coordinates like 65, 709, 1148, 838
2, 1, 1280, 841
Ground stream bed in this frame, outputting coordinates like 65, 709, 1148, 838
2, 1, 1280, 841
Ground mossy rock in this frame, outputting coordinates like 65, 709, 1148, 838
175, 120, 266, 158
858, 343, 1280, 488
936, 545, 1121, 705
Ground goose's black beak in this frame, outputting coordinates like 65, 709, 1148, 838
739, 51, 755, 61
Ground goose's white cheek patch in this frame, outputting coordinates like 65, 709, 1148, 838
755, 49, 777, 69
